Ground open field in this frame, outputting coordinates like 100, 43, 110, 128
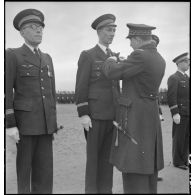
6, 104, 190, 194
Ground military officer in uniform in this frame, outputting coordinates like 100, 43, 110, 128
167, 52, 190, 170
75, 14, 119, 194
6, 9, 57, 193
101, 23, 165, 193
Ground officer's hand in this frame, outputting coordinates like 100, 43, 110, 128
108, 56, 117, 61
173, 113, 181, 124
159, 114, 164, 121
53, 124, 64, 140
6, 127, 20, 143
57, 124, 64, 132
80, 115, 92, 131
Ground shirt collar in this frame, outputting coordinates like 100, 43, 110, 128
24, 42, 39, 53
178, 70, 185, 75
97, 43, 108, 54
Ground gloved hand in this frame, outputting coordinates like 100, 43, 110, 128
80, 115, 92, 131
159, 114, 164, 121
173, 113, 181, 124
6, 127, 20, 143
53, 124, 64, 140
57, 124, 64, 131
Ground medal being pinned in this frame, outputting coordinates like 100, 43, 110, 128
47, 65, 52, 77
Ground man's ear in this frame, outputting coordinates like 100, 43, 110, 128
97, 28, 102, 36
20, 29, 24, 37
97, 29, 100, 36
136, 36, 142, 42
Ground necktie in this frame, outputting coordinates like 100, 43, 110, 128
34, 48, 40, 60
106, 48, 112, 57
184, 73, 189, 78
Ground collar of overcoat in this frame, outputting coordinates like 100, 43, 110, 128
139, 42, 157, 51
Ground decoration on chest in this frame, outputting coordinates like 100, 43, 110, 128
47, 65, 52, 77
21, 64, 34, 68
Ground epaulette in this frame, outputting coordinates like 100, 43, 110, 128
7, 48, 15, 51
6, 48, 19, 54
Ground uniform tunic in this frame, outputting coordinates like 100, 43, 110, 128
75, 44, 119, 193
75, 44, 119, 119
6, 44, 57, 134
5, 44, 57, 193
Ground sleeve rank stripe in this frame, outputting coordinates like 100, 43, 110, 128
6, 109, 14, 115
77, 102, 88, 108
170, 105, 178, 110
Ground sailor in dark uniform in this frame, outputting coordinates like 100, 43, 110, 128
75, 14, 119, 194
167, 52, 190, 170
6, 9, 58, 193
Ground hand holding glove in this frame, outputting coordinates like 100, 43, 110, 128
57, 124, 64, 131
159, 114, 164, 121
173, 113, 181, 124
6, 127, 20, 143
80, 115, 92, 131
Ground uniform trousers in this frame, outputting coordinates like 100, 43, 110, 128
85, 119, 114, 194
16, 134, 53, 194
172, 115, 189, 166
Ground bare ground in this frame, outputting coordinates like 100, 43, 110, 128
6, 105, 190, 194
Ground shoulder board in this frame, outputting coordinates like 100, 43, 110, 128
169, 73, 178, 80
6, 48, 15, 52
85, 45, 96, 53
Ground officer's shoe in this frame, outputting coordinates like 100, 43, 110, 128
175, 165, 188, 170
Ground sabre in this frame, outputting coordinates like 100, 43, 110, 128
113, 121, 138, 146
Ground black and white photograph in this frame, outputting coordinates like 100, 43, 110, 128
5, 1, 190, 194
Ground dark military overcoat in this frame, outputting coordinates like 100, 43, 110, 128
102, 43, 165, 174
6, 44, 57, 135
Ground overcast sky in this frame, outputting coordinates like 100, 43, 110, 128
5, 2, 190, 91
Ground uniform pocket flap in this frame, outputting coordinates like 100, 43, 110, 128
140, 93, 158, 100
19, 69, 39, 77
118, 97, 132, 107
14, 100, 32, 111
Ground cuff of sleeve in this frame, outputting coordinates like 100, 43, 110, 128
170, 107, 179, 116
6, 113, 16, 128
159, 107, 162, 115
77, 105, 89, 117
